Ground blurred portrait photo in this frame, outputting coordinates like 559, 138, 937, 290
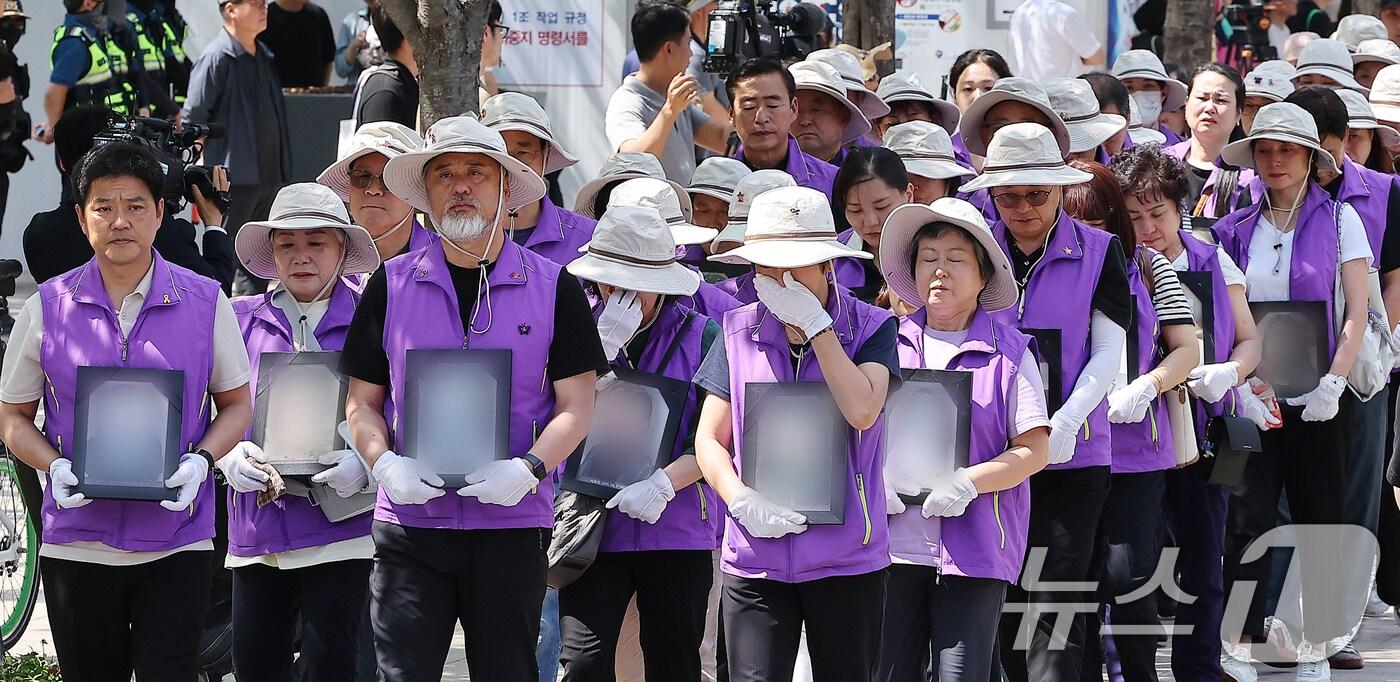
576, 377, 668, 490
1252, 302, 1327, 400
752, 394, 836, 514
259, 359, 343, 471
886, 370, 971, 492
412, 362, 500, 477
81, 380, 170, 487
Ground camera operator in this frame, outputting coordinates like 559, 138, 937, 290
0, 1, 31, 331
22, 107, 234, 291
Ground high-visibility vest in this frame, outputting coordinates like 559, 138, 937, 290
50, 24, 137, 115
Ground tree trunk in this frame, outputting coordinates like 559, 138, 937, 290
1162, 0, 1215, 71
842, 0, 895, 75
380, 0, 488, 128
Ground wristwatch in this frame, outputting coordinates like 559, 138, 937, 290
521, 453, 548, 481
193, 448, 216, 472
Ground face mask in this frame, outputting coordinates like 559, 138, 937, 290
0, 24, 22, 48
1130, 91, 1163, 126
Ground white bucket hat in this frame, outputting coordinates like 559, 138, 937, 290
874, 71, 961, 135
687, 157, 750, 203
1045, 78, 1127, 154
1127, 97, 1168, 145
1369, 64, 1400, 122
1332, 15, 1388, 51
1245, 64, 1297, 102
1338, 88, 1400, 147
566, 206, 701, 297
606, 178, 718, 247
958, 77, 1072, 157
712, 169, 797, 252
1256, 59, 1298, 77
1354, 39, 1400, 68
1111, 50, 1189, 111
1293, 38, 1369, 93
806, 48, 891, 120
481, 92, 579, 175
883, 121, 974, 180
709, 186, 870, 269
382, 115, 548, 215
236, 183, 381, 280
790, 61, 873, 143
1220, 102, 1339, 173
960, 122, 1094, 193
879, 198, 1018, 312
317, 122, 425, 201
572, 152, 692, 219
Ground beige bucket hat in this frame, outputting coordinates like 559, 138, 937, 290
606, 178, 718, 247
959, 123, 1094, 193
481, 92, 580, 175
883, 121, 974, 180
1220, 102, 1339, 173
572, 152, 693, 219
879, 198, 1018, 312
790, 60, 873, 144
1045, 78, 1128, 154
317, 122, 425, 201
567, 206, 701, 296
711, 169, 797, 253
236, 183, 381, 280
806, 48, 891, 120
1111, 50, 1189, 110
875, 71, 961, 135
382, 115, 548, 214
687, 157, 751, 203
1293, 38, 1369, 93
710, 186, 870, 269
957, 77, 1072, 157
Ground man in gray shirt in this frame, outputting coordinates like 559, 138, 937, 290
605, 2, 729, 185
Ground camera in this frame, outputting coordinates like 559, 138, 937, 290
92, 116, 228, 214
702, 1, 828, 75
1217, 1, 1278, 67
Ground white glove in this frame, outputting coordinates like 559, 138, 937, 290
921, 469, 978, 518
1187, 362, 1239, 404
1284, 373, 1347, 422
217, 442, 271, 494
597, 289, 644, 361
312, 449, 371, 498
1107, 376, 1158, 424
47, 458, 90, 509
729, 486, 807, 539
1238, 385, 1280, 430
458, 458, 538, 506
605, 468, 676, 524
754, 272, 833, 340
1047, 412, 1080, 465
163, 452, 210, 512
883, 475, 907, 515
371, 451, 445, 505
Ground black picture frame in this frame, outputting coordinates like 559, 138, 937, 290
1024, 328, 1063, 414
740, 382, 847, 525
70, 366, 184, 502
1249, 301, 1329, 401
888, 369, 972, 504
561, 368, 689, 499
402, 349, 513, 487
251, 351, 347, 476
1177, 271, 1216, 366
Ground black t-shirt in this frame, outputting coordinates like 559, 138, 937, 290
1009, 234, 1132, 331
260, 2, 336, 88
355, 60, 419, 130
693, 316, 903, 401
1183, 163, 1252, 217
1327, 173, 1400, 275
339, 262, 609, 387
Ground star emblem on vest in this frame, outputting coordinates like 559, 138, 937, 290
1062, 246, 1072, 255
510, 272, 522, 280
518, 324, 531, 335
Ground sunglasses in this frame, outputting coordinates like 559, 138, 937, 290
991, 190, 1053, 209
348, 170, 386, 191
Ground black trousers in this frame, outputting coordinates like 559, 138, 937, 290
41, 551, 213, 682
558, 550, 713, 681
997, 465, 1112, 682
231, 559, 372, 682
1223, 414, 1345, 640
879, 568, 1006, 682
371, 521, 549, 682
1083, 470, 1166, 682
1163, 459, 1232, 682
721, 568, 887, 682
226, 183, 279, 296
1376, 387, 1400, 605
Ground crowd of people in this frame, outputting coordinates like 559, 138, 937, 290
2, 1, 1400, 682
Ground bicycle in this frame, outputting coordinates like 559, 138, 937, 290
0, 446, 39, 652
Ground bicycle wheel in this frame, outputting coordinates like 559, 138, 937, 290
0, 452, 40, 651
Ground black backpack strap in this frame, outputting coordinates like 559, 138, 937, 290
657, 308, 697, 370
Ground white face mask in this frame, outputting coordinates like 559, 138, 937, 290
1130, 90, 1164, 126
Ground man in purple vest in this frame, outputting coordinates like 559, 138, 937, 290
727, 57, 840, 201
0, 143, 254, 679
318, 121, 437, 262
340, 115, 607, 680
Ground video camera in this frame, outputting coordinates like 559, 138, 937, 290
702, 1, 828, 75
1217, 1, 1278, 67
92, 116, 228, 214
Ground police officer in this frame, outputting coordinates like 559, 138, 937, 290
37, 0, 142, 144
0, 0, 30, 332
125, 0, 190, 113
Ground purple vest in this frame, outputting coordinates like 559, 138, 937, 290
519, 198, 598, 266
719, 286, 893, 583
1214, 182, 1341, 356
38, 254, 219, 551
1333, 157, 1395, 269
832, 229, 875, 295
715, 271, 758, 305
1109, 247, 1175, 474
1159, 124, 1185, 147
890, 307, 1033, 583
1166, 140, 1259, 219
1179, 230, 1243, 438
407, 219, 436, 253
597, 300, 721, 552
991, 211, 1114, 470
378, 238, 562, 530
733, 137, 839, 202
226, 281, 370, 557
686, 281, 741, 321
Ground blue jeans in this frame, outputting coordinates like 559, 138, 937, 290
538, 587, 561, 681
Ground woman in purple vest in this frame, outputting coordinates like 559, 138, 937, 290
875, 198, 1050, 682
832, 147, 914, 304
556, 205, 723, 679
0, 143, 254, 679
694, 186, 901, 680
884, 120, 976, 205
216, 183, 382, 680
958, 122, 1133, 681
1064, 161, 1202, 682
1212, 102, 1372, 682
1168, 64, 1258, 222
317, 121, 436, 262
711, 169, 799, 305
1112, 143, 1268, 682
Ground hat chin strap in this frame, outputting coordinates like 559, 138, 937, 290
290, 240, 346, 351
372, 213, 413, 244
438, 178, 507, 336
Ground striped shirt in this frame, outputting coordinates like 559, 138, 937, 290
1143, 250, 1196, 326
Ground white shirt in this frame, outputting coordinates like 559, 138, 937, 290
1244, 204, 1372, 303
1009, 0, 1103, 83
270, 287, 330, 352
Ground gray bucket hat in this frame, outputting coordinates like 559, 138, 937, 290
960, 123, 1094, 193
481, 92, 579, 175
875, 71, 961, 135
1045, 78, 1127, 154
883, 121, 974, 180
806, 48, 892, 120
572, 152, 693, 219
605, 178, 718, 247
1338, 88, 1400, 147
236, 183, 381, 280
567, 206, 701, 296
711, 169, 797, 254
957, 77, 1072, 157
1293, 38, 1370, 93
790, 61, 873, 143
1111, 50, 1189, 111
382, 115, 548, 214
1332, 15, 1388, 51
687, 157, 750, 203
1220, 102, 1339, 173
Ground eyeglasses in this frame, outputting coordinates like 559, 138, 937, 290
221, 0, 268, 8
490, 23, 512, 39
991, 190, 1053, 209
349, 170, 387, 191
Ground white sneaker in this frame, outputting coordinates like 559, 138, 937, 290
1295, 660, 1331, 681
1365, 583, 1391, 617
1222, 648, 1259, 682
